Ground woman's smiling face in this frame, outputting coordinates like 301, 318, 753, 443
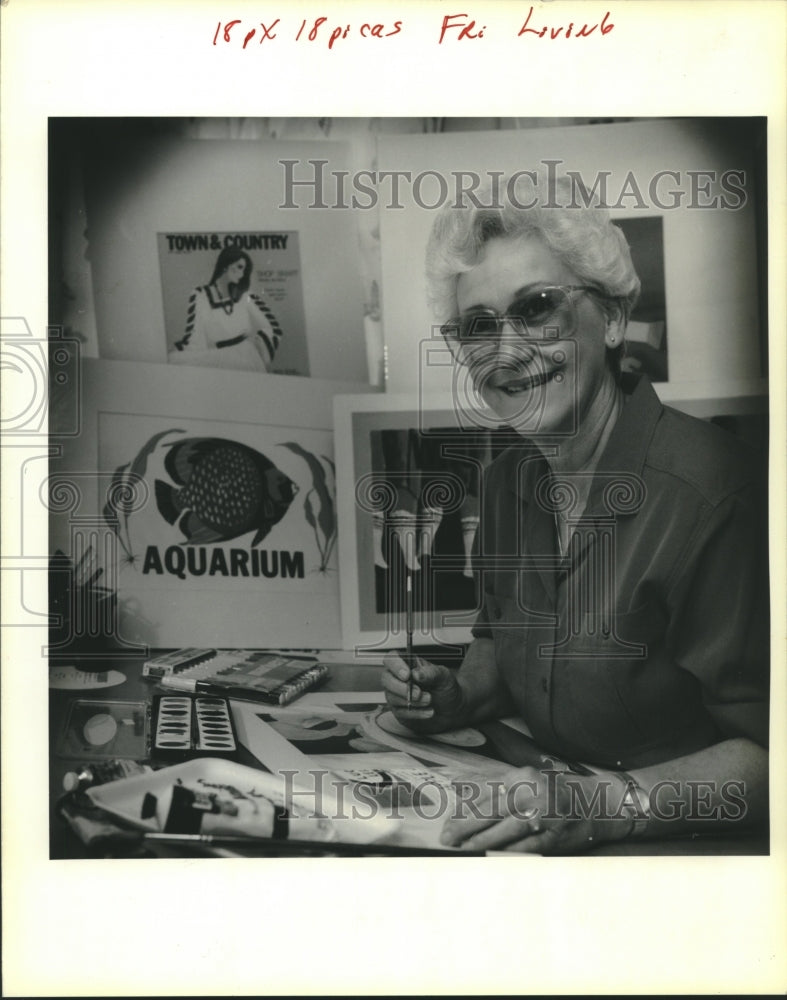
455, 234, 623, 438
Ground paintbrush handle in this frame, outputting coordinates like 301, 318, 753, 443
142, 832, 475, 856
405, 569, 414, 707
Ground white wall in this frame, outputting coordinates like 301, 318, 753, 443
84, 136, 369, 383
378, 119, 765, 405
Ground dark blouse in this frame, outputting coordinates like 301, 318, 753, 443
472, 376, 769, 769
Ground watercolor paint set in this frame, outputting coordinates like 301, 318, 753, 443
149, 694, 238, 761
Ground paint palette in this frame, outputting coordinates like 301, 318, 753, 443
151, 695, 238, 760
56, 699, 149, 760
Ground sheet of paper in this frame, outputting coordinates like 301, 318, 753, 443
231, 702, 470, 849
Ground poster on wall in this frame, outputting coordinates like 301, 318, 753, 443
65, 128, 370, 382
98, 415, 336, 594
49, 359, 358, 648
158, 230, 309, 376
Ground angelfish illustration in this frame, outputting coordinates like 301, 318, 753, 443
154, 437, 298, 546
278, 441, 337, 573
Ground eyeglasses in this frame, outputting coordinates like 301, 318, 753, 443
440, 284, 601, 366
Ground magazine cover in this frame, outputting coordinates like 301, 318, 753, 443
158, 230, 309, 376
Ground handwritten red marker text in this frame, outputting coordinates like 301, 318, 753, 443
438, 8, 615, 43
213, 17, 402, 50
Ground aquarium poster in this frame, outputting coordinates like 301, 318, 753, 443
97, 412, 337, 596
157, 230, 309, 377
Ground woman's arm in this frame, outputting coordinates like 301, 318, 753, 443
173, 288, 202, 352
246, 293, 283, 367
614, 736, 767, 837
456, 637, 515, 724
440, 737, 768, 853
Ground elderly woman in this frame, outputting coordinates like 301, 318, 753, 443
382, 173, 769, 854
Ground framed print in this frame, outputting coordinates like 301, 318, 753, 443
335, 391, 516, 652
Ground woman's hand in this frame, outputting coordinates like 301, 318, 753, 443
440, 766, 633, 854
382, 652, 468, 733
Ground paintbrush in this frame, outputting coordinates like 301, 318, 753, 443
139, 832, 479, 856
405, 530, 415, 709
406, 568, 414, 708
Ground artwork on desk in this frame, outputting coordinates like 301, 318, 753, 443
334, 393, 511, 650
233, 699, 421, 774
232, 700, 515, 818
86, 757, 399, 845
159, 231, 309, 377
255, 709, 395, 756
232, 700, 467, 821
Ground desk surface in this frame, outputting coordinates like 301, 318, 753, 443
49, 653, 387, 857
49, 653, 768, 858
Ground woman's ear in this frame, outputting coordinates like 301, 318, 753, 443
604, 302, 626, 350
